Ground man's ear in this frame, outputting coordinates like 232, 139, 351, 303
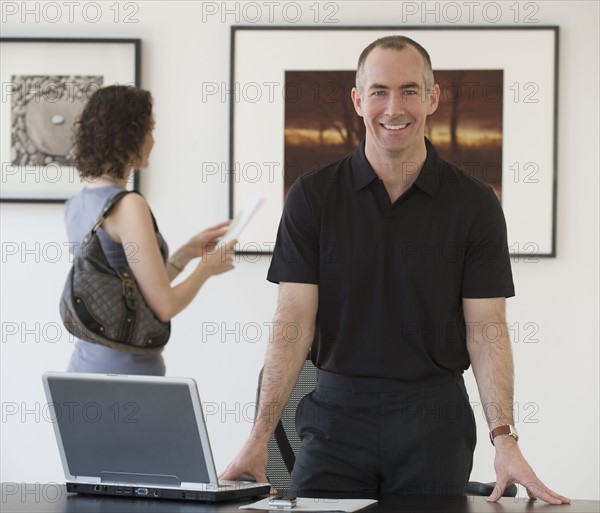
351, 87, 364, 117
427, 83, 441, 116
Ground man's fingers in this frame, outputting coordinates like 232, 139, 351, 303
486, 480, 507, 503
219, 461, 243, 480
218, 467, 268, 485
524, 481, 570, 505
554, 493, 571, 504
218, 466, 237, 481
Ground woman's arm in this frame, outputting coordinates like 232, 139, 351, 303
102, 193, 235, 322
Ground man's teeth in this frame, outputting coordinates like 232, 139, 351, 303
383, 124, 407, 130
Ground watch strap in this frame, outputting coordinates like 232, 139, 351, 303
489, 424, 519, 445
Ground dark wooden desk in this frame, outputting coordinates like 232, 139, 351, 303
2, 484, 597, 513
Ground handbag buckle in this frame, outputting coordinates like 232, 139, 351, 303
121, 272, 137, 309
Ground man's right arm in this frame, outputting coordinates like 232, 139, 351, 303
219, 281, 318, 483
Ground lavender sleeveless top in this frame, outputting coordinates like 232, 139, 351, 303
64, 185, 168, 376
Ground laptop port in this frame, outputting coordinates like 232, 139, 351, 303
135, 488, 148, 496
94, 485, 107, 492
153, 491, 160, 497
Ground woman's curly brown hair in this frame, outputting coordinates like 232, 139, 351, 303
73, 85, 153, 180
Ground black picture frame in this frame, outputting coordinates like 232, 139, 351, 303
229, 26, 559, 257
0, 38, 141, 203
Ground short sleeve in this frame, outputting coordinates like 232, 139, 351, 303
462, 187, 515, 298
267, 178, 319, 284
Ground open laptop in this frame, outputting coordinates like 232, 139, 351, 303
42, 372, 271, 502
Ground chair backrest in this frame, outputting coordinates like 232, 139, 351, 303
256, 359, 317, 489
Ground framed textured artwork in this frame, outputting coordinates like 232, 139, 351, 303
0, 38, 140, 202
230, 27, 558, 257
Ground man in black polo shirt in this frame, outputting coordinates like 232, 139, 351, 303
222, 36, 568, 504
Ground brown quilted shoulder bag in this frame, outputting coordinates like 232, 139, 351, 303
60, 191, 170, 353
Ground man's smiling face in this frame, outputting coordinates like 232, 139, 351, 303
352, 45, 439, 161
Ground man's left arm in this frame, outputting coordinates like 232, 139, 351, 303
463, 297, 570, 504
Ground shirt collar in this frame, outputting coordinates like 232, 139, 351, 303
350, 138, 443, 197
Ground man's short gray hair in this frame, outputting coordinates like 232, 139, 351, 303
355, 35, 435, 94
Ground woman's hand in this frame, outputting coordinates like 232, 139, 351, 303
187, 220, 231, 258
202, 239, 237, 276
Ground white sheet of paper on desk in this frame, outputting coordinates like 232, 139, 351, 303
222, 195, 265, 243
239, 497, 377, 512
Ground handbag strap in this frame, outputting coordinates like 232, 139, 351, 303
86, 190, 160, 240
89, 190, 132, 236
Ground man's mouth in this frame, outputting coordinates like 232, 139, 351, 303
381, 123, 408, 131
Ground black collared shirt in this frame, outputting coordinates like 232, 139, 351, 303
267, 139, 515, 380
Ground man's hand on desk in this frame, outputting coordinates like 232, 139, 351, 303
219, 438, 270, 486
488, 436, 570, 505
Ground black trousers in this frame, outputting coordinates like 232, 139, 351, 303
291, 370, 477, 496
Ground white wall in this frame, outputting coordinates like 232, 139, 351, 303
1, 0, 598, 501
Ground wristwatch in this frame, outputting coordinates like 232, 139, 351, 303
489, 425, 519, 445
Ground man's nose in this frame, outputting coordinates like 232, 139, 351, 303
384, 92, 406, 117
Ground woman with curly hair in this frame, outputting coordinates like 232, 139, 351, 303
65, 85, 236, 375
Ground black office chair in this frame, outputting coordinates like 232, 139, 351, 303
256, 358, 517, 497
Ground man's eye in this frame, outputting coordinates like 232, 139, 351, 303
372, 90, 386, 96
404, 90, 418, 96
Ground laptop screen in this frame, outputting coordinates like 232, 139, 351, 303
44, 374, 214, 484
